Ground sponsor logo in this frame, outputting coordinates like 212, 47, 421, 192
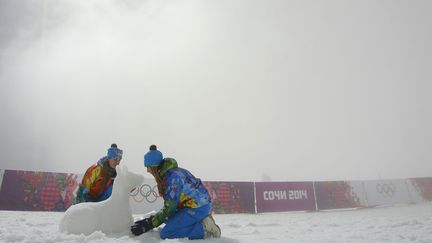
376, 183, 396, 197
263, 190, 308, 201
130, 184, 160, 203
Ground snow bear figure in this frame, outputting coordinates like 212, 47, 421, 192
59, 165, 144, 235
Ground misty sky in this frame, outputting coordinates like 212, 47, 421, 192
1, 0, 431, 181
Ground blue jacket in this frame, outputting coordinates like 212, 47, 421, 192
151, 158, 211, 227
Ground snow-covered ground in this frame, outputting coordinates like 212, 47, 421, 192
1, 203, 431, 243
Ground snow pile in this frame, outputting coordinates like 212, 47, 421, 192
59, 165, 143, 235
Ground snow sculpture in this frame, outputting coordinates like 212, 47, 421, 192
59, 165, 144, 235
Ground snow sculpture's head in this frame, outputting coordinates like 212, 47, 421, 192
113, 165, 144, 195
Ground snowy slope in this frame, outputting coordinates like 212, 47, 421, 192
1, 203, 431, 243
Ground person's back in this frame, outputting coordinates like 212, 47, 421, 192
163, 165, 211, 209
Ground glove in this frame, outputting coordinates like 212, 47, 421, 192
131, 216, 154, 236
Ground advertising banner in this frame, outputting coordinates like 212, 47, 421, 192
0, 170, 80, 211
2, 168, 430, 213
129, 178, 164, 214
203, 181, 255, 214
315, 181, 368, 210
406, 177, 432, 203
363, 179, 412, 206
255, 182, 316, 213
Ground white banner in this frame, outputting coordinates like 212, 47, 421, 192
363, 179, 412, 206
129, 177, 164, 215
348, 180, 369, 207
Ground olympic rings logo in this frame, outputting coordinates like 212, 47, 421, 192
376, 183, 396, 197
130, 184, 160, 203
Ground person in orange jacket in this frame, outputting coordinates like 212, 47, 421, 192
76, 144, 123, 203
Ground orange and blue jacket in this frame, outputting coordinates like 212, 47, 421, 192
76, 157, 117, 203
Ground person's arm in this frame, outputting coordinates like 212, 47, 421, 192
151, 176, 181, 226
131, 177, 181, 236
151, 199, 177, 227
131, 199, 176, 236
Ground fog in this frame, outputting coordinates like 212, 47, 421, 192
1, 0, 431, 181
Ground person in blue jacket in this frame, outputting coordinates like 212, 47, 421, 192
131, 145, 221, 239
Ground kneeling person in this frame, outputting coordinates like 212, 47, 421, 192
131, 145, 221, 239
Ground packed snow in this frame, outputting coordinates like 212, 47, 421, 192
59, 166, 144, 235
1, 203, 431, 243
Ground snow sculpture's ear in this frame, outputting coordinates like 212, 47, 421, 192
116, 165, 122, 175
118, 165, 128, 177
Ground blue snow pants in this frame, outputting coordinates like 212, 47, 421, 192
160, 203, 211, 240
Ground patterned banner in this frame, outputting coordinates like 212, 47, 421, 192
406, 177, 432, 202
0, 170, 80, 211
203, 181, 255, 214
255, 182, 316, 213
1, 168, 431, 213
363, 179, 412, 206
315, 181, 368, 210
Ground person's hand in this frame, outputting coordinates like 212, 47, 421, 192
131, 216, 154, 236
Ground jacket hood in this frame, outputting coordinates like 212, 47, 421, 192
158, 158, 178, 176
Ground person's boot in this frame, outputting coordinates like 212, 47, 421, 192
202, 214, 221, 238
